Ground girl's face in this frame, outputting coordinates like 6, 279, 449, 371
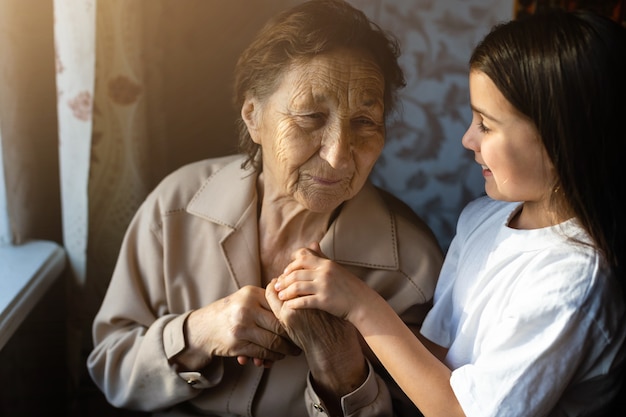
242, 48, 386, 213
462, 70, 556, 208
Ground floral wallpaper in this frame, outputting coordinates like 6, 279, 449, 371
352, 0, 513, 250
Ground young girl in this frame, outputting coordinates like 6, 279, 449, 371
267, 8, 626, 417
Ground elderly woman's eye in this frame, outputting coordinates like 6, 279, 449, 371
298, 113, 327, 128
354, 117, 380, 128
294, 112, 326, 131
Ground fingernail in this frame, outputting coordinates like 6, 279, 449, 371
274, 281, 281, 291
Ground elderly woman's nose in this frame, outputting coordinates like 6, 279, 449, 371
320, 124, 351, 169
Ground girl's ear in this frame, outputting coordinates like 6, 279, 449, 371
241, 97, 262, 145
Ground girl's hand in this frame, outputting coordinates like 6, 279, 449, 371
271, 242, 369, 322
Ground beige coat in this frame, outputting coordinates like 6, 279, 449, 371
87, 154, 443, 417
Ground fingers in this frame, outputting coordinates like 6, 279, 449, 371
237, 355, 275, 368
275, 261, 320, 296
283, 243, 326, 275
306, 241, 323, 256
227, 326, 299, 363
255, 293, 290, 338
277, 277, 316, 302
254, 358, 274, 368
267, 277, 318, 318
265, 279, 283, 316
249, 303, 301, 357
203, 286, 301, 361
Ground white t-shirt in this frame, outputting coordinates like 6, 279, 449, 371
421, 196, 626, 417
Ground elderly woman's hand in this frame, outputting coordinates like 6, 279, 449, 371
265, 245, 369, 415
173, 285, 301, 371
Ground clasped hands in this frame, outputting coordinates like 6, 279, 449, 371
181, 241, 367, 392
239, 242, 359, 368
178, 242, 368, 410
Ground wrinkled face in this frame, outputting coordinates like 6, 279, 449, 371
462, 70, 555, 204
242, 48, 386, 213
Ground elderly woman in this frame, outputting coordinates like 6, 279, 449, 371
87, 1, 442, 416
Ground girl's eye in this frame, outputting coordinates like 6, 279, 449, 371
478, 122, 490, 133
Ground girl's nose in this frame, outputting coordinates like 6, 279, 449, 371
461, 125, 478, 152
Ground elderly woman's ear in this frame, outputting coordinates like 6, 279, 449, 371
241, 97, 262, 145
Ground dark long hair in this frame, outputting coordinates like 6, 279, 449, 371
470, 9, 626, 289
233, 0, 405, 172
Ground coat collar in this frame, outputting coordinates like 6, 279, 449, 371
186, 157, 257, 229
320, 182, 398, 270
186, 156, 399, 270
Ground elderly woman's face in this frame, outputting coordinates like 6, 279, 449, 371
243, 48, 386, 213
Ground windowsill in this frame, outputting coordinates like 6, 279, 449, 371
0, 240, 66, 351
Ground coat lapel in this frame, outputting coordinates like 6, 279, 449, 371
187, 158, 262, 289
321, 181, 399, 270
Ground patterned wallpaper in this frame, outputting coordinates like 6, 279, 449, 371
350, 0, 513, 250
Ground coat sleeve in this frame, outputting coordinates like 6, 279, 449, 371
305, 360, 395, 417
86, 194, 216, 411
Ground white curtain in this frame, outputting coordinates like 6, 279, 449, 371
54, 0, 94, 289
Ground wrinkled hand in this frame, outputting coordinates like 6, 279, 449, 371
265, 244, 368, 404
176, 285, 301, 370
